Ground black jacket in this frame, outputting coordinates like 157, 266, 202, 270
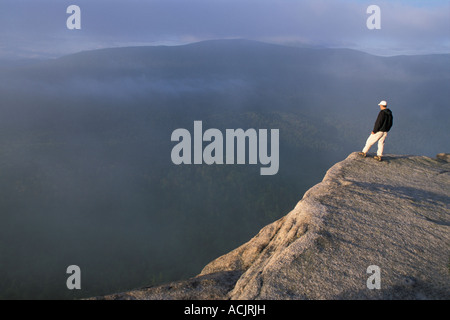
373, 108, 393, 133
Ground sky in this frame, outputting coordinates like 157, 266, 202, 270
0, 0, 449, 59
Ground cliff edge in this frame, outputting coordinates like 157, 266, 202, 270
96, 152, 450, 300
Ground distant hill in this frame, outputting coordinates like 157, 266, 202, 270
0, 40, 448, 299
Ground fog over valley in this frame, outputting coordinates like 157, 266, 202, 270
0, 40, 448, 298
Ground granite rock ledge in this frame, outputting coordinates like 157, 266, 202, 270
93, 152, 450, 300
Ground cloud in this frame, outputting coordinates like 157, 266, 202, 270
0, 0, 448, 58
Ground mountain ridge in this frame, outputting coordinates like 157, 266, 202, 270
51, 39, 450, 61
93, 152, 450, 300
5, 39, 449, 74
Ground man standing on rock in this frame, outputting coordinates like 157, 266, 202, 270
359, 100, 393, 161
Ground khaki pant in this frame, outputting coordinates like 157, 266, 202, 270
362, 131, 388, 156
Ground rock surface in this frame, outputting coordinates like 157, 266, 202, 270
94, 152, 450, 300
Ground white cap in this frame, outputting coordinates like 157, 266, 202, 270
378, 100, 387, 106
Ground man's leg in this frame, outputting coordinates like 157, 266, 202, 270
362, 132, 384, 154
376, 132, 388, 156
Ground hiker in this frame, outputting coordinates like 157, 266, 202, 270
359, 100, 393, 161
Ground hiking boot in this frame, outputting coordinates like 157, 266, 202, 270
358, 152, 367, 158
374, 156, 382, 161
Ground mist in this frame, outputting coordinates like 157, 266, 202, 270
0, 40, 448, 299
